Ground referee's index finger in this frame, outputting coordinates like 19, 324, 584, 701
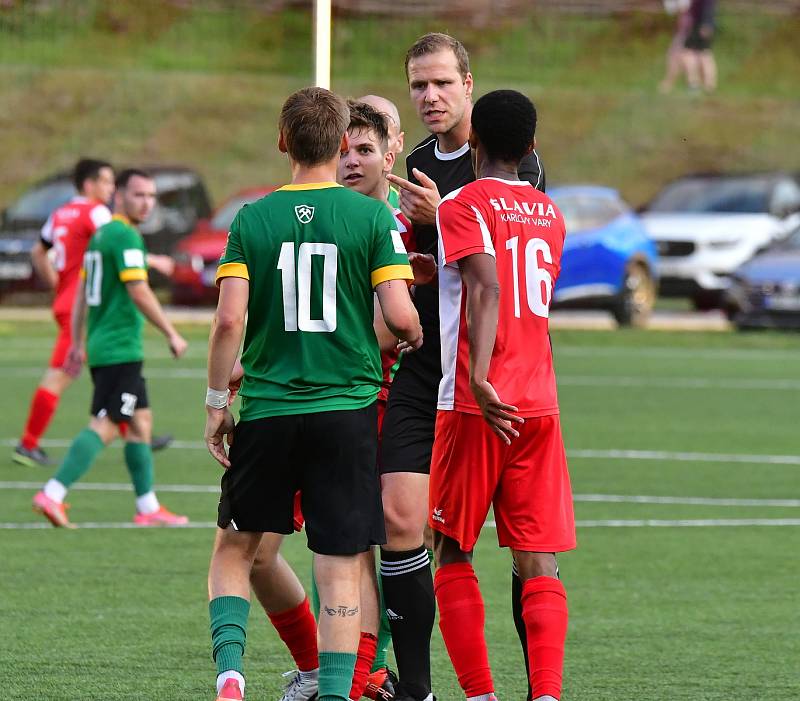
386, 173, 428, 195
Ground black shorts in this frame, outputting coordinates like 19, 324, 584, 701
379, 365, 438, 475
90, 361, 149, 423
218, 403, 385, 555
685, 25, 713, 51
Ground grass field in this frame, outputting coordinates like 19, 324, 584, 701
1, 321, 799, 700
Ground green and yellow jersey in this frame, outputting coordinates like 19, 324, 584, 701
216, 182, 413, 421
81, 215, 148, 368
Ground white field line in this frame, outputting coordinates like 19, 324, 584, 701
554, 346, 800, 362
568, 449, 800, 465
4, 438, 800, 466
3, 518, 800, 530
3, 481, 800, 507
3, 366, 800, 389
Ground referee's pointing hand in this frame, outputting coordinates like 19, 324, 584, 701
387, 168, 441, 226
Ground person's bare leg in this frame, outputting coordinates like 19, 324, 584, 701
208, 527, 265, 697
250, 532, 304, 613
315, 553, 362, 700
684, 49, 702, 90
700, 49, 717, 92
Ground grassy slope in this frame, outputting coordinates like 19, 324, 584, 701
1, 323, 799, 699
0, 5, 798, 208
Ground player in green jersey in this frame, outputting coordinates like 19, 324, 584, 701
242, 100, 429, 701
358, 95, 405, 210
204, 87, 422, 701
32, 169, 189, 529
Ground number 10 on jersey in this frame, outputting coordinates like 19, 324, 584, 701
277, 242, 338, 332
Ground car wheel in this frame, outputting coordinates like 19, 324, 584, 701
691, 290, 724, 311
612, 261, 656, 328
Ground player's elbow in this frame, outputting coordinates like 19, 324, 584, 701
213, 309, 246, 336
385, 307, 421, 342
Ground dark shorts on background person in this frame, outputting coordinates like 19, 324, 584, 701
218, 402, 385, 555
685, 25, 713, 50
90, 361, 149, 423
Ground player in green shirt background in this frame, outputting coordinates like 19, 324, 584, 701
204, 87, 422, 701
32, 169, 189, 529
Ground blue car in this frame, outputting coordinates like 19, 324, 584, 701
725, 224, 800, 330
549, 185, 659, 327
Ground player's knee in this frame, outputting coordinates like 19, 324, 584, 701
513, 550, 558, 580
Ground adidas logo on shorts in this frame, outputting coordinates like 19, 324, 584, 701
386, 608, 403, 621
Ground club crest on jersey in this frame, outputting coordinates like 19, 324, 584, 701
295, 205, 315, 224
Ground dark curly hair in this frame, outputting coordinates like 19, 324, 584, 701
471, 90, 537, 163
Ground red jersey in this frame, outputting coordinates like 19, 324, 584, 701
378, 208, 416, 402
41, 197, 112, 317
436, 177, 566, 417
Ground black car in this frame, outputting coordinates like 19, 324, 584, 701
726, 224, 800, 330
0, 166, 212, 294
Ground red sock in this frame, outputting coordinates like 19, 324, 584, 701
349, 632, 378, 700
21, 388, 59, 450
522, 576, 568, 700
267, 597, 319, 672
434, 563, 493, 696
118, 422, 129, 438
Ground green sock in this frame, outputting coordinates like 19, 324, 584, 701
209, 596, 250, 676
318, 651, 357, 701
372, 572, 391, 672
124, 441, 154, 497
311, 564, 320, 618
53, 428, 104, 488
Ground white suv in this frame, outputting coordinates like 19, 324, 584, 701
640, 173, 800, 309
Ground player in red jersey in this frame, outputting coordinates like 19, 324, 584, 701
426, 90, 575, 701
13, 159, 115, 467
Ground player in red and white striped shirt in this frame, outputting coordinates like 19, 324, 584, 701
14, 159, 115, 467
427, 90, 576, 701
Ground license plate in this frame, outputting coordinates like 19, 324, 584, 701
0, 261, 32, 280
765, 294, 800, 311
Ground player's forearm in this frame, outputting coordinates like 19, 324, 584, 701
207, 314, 244, 391
70, 284, 87, 345
30, 243, 57, 290
127, 281, 179, 340
375, 280, 421, 342
465, 278, 500, 383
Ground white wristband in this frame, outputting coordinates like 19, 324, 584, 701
206, 387, 230, 409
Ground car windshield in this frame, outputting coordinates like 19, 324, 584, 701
6, 180, 76, 222
211, 194, 264, 230
549, 192, 623, 233
647, 177, 772, 214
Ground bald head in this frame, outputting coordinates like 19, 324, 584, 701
358, 94, 404, 157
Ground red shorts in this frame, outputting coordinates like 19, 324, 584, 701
49, 312, 72, 369
291, 397, 389, 532
428, 410, 576, 553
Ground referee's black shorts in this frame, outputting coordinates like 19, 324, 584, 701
379, 365, 438, 475
217, 402, 385, 555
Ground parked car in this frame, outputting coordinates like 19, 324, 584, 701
725, 224, 800, 330
0, 166, 212, 294
171, 186, 275, 305
640, 172, 800, 309
549, 185, 659, 327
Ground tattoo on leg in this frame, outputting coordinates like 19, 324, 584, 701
323, 604, 359, 617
